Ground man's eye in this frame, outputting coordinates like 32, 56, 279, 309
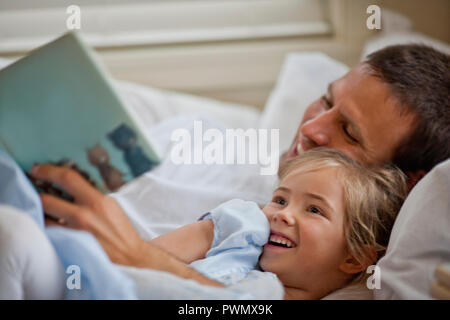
321, 95, 333, 109
342, 124, 358, 143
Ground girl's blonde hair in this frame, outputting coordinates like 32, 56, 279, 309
279, 148, 408, 283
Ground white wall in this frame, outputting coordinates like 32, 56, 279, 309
2, 0, 447, 109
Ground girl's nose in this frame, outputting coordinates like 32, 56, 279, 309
273, 209, 295, 226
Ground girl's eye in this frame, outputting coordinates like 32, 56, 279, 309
308, 206, 322, 215
273, 197, 286, 206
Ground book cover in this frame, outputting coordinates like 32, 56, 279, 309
0, 31, 160, 193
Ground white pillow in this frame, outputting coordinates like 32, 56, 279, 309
114, 80, 261, 131
375, 159, 450, 299
258, 52, 349, 152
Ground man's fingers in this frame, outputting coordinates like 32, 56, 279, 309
31, 164, 102, 204
45, 216, 64, 227
40, 193, 90, 229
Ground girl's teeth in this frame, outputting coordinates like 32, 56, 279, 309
269, 235, 294, 248
296, 143, 303, 154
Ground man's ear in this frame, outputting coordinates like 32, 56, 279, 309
339, 246, 378, 275
406, 170, 426, 191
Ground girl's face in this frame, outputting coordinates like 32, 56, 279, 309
260, 167, 349, 296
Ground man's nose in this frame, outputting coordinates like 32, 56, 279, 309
300, 111, 332, 148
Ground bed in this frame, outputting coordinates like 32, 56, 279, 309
0, 28, 449, 299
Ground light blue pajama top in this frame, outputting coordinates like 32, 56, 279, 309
189, 199, 280, 287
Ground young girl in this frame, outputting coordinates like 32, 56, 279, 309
149, 148, 408, 299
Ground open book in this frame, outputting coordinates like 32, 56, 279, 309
0, 31, 160, 193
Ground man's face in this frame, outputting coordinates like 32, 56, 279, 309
282, 64, 417, 167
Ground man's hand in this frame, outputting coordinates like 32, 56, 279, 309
31, 164, 146, 266
30, 164, 225, 288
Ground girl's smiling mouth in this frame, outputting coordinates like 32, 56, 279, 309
266, 231, 297, 249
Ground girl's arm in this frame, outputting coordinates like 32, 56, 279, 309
149, 219, 214, 264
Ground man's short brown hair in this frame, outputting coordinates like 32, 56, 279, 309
365, 44, 450, 173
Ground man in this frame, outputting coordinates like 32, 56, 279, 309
28, 44, 450, 289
